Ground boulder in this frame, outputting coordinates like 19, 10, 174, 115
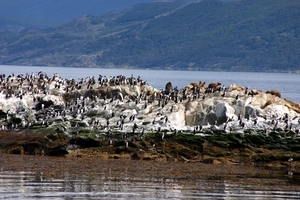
245, 105, 264, 118
204, 110, 217, 125
214, 102, 237, 124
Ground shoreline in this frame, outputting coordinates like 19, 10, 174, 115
1, 130, 300, 173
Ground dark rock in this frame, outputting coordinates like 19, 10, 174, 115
22, 142, 44, 155
131, 152, 140, 160
177, 148, 197, 159
70, 137, 101, 148
213, 141, 230, 148
0, 110, 6, 119
288, 144, 300, 151
35, 100, 54, 110
115, 147, 133, 154
49, 146, 68, 156
245, 134, 266, 146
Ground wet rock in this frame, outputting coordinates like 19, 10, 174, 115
131, 152, 141, 160
70, 137, 101, 148
49, 146, 68, 156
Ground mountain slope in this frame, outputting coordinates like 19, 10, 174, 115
1, 0, 300, 72
0, 0, 155, 32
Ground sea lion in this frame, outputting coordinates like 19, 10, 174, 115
156, 90, 161, 96
190, 82, 198, 88
165, 82, 173, 95
284, 98, 300, 109
198, 81, 206, 93
266, 90, 281, 98
185, 85, 194, 90
146, 89, 154, 96
199, 81, 206, 88
285, 103, 300, 114
262, 100, 273, 109
208, 82, 221, 89
231, 85, 244, 91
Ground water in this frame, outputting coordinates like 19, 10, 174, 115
1, 65, 300, 103
0, 154, 299, 199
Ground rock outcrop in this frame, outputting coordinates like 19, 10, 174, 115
0, 72, 300, 168
1, 72, 300, 133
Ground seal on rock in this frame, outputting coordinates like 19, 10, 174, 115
165, 82, 173, 95
199, 81, 206, 88
262, 100, 274, 109
231, 85, 244, 91
266, 90, 281, 98
190, 82, 199, 88
208, 82, 221, 89
284, 98, 300, 109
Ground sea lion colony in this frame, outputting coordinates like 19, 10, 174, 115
0, 71, 300, 140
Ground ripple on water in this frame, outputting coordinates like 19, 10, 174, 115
0, 154, 300, 199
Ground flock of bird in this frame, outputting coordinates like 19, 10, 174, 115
0, 71, 299, 141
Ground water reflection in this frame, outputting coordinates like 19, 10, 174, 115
0, 170, 183, 199
0, 171, 300, 199
0, 155, 300, 199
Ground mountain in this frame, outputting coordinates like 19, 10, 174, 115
0, 0, 156, 32
1, 0, 300, 72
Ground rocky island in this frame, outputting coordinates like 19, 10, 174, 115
0, 72, 300, 170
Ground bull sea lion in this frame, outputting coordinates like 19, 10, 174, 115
231, 85, 244, 91
208, 82, 221, 89
266, 90, 281, 98
190, 82, 199, 88
199, 81, 206, 88
165, 82, 173, 95
262, 100, 274, 109
284, 98, 300, 109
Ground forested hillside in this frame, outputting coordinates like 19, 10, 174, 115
1, 0, 299, 72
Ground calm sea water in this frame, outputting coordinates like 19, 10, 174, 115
0, 154, 299, 200
1, 65, 300, 103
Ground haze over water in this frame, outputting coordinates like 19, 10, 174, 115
1, 65, 300, 103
